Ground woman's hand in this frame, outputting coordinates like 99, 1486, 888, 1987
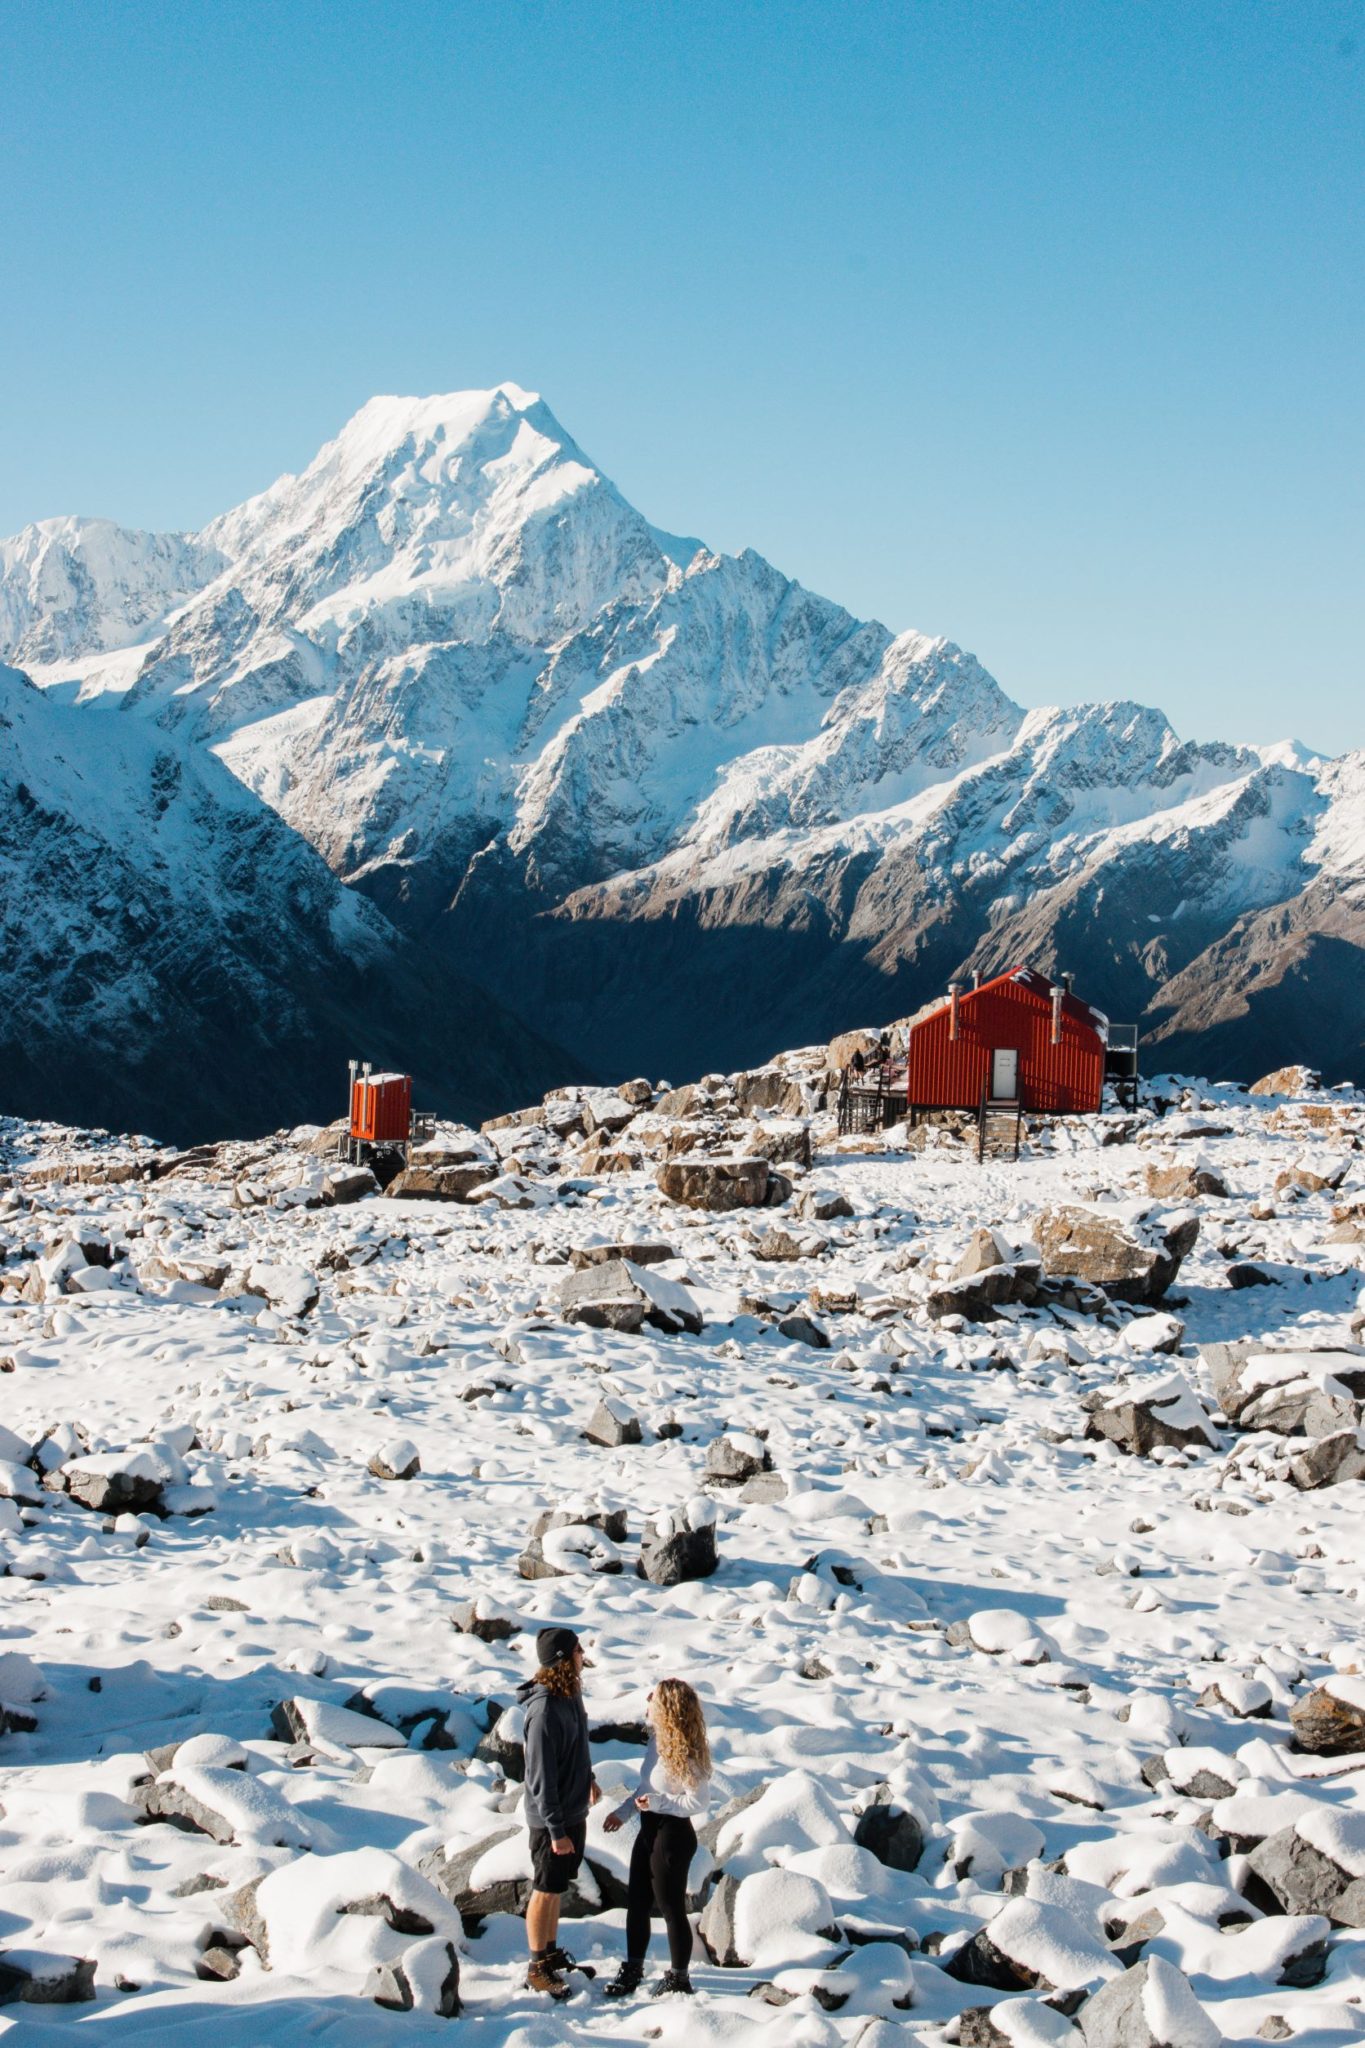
634, 1794, 650, 1810
602, 1812, 624, 1833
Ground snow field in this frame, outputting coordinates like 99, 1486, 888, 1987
1, 1073, 1364, 2043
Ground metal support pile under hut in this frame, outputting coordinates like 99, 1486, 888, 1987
836, 967, 1140, 1159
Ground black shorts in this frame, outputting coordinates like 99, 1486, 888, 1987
529, 1820, 587, 1894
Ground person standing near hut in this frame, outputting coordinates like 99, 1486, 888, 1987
521, 1627, 601, 1999
601, 1678, 712, 1999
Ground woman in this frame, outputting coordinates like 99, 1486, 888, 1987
601, 1677, 711, 1999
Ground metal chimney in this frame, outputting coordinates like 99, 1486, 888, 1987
1061, 971, 1074, 995
971, 969, 981, 989
1051, 983, 1064, 1045
949, 981, 963, 1042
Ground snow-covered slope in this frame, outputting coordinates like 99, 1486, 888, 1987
0, 516, 224, 668
0, 663, 580, 1141
1, 384, 1361, 1118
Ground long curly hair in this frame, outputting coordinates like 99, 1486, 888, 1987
534, 1656, 581, 1698
651, 1678, 711, 1788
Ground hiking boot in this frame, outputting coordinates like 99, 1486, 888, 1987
526, 1955, 571, 2000
603, 1959, 645, 2001
546, 1945, 595, 1980
654, 1968, 694, 1995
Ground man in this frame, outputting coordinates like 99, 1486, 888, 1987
520, 1624, 601, 1999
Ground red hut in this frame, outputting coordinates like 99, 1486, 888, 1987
906, 967, 1108, 1117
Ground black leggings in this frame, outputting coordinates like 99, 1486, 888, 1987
626, 1812, 697, 1971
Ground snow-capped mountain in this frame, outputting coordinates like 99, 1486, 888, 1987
2, 383, 1361, 1132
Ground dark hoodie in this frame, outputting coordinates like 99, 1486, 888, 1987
519, 1677, 592, 1836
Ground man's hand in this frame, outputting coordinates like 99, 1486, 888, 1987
551, 1835, 575, 1856
602, 1812, 624, 1834
589, 1779, 602, 1807
634, 1794, 650, 1810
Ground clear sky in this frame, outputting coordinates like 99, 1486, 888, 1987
2, 0, 1361, 753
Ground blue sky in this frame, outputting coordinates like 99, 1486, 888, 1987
2, 0, 1360, 752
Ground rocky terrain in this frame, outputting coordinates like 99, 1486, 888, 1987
2, 385, 1362, 1140
1, 1048, 1363, 2044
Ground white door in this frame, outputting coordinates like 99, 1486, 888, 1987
991, 1048, 1018, 1099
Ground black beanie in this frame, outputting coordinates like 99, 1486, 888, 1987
536, 1625, 581, 1668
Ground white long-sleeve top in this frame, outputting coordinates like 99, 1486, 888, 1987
610, 1732, 711, 1824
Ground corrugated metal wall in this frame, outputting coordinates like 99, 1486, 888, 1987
907, 982, 1104, 1113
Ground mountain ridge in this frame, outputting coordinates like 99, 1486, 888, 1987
2, 384, 1361, 1131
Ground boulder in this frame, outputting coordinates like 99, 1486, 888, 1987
580, 1089, 636, 1134
228, 1848, 456, 1969
583, 1398, 642, 1448
698, 1872, 742, 1965
0, 1951, 97, 2006
135, 1764, 313, 1846
853, 1786, 924, 1873
450, 1597, 521, 1643
139, 1252, 232, 1291
777, 1313, 830, 1349
1276, 1154, 1352, 1195
638, 1498, 718, 1586
1241, 1382, 1360, 1439
0, 1458, 44, 1507
946, 1898, 1119, 1997
753, 1227, 826, 1262
926, 1261, 1042, 1323
245, 1262, 320, 1316
481, 1104, 544, 1135
828, 1028, 882, 1074
386, 1163, 498, 1202
62, 1448, 166, 1516
728, 1867, 840, 1967
560, 1258, 703, 1336
275, 1695, 409, 1756
1145, 1162, 1229, 1200
1084, 1374, 1220, 1456
1246, 1819, 1365, 1927
1291, 1678, 1365, 1756
1287, 1429, 1365, 1490
955, 1227, 1019, 1278
746, 1121, 813, 1169
1202, 1341, 1365, 1424
419, 1823, 596, 1920
705, 1432, 772, 1485
795, 1187, 854, 1222
1079, 1956, 1219, 2047
1121, 1312, 1186, 1356
657, 1157, 780, 1212
367, 1936, 462, 2016
1249, 1064, 1320, 1097
1032, 1203, 1199, 1304
473, 1707, 526, 1781
735, 1068, 800, 1113
322, 1165, 379, 1205
960, 2009, 1073, 2048
517, 1505, 626, 1580
369, 1437, 421, 1481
